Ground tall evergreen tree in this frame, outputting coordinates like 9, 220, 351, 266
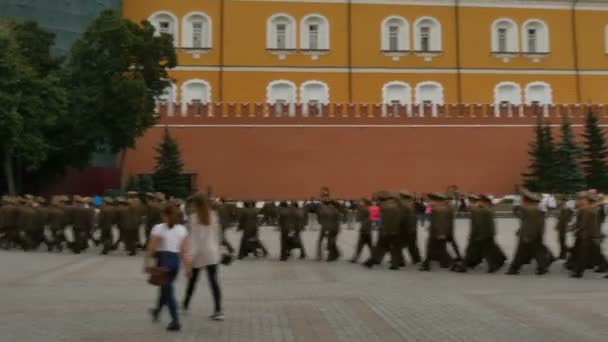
153, 127, 188, 198
138, 174, 155, 193
555, 115, 586, 193
582, 112, 608, 191
522, 115, 557, 192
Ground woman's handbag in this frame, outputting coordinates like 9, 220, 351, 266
147, 266, 169, 286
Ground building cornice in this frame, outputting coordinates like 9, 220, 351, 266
234, 0, 608, 11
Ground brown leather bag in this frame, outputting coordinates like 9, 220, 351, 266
147, 267, 169, 287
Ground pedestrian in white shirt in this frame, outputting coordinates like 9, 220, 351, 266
182, 194, 224, 321
146, 204, 191, 332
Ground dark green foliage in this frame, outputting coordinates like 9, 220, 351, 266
522, 116, 557, 193
582, 112, 608, 191
152, 128, 188, 199
555, 115, 586, 193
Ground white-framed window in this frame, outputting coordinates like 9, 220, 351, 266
149, 11, 179, 46
267, 14, 296, 50
300, 81, 329, 115
182, 12, 212, 49
267, 80, 297, 116
522, 19, 549, 54
415, 81, 444, 105
181, 80, 211, 115
301, 15, 330, 50
381, 16, 409, 52
494, 82, 522, 106
491, 18, 518, 53
414, 17, 442, 52
382, 81, 412, 106
525, 81, 553, 105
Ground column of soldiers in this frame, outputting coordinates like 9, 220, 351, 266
2, 186, 607, 280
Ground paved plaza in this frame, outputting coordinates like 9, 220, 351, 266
1, 218, 607, 342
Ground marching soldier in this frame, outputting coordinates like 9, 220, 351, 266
364, 191, 402, 270
127, 191, 146, 249
216, 198, 235, 254
238, 201, 266, 259
145, 192, 163, 247
99, 197, 118, 255
464, 194, 506, 273
277, 201, 295, 261
554, 196, 574, 260
290, 202, 307, 259
420, 193, 454, 271
46, 196, 67, 252
398, 190, 421, 265
316, 198, 340, 261
570, 192, 599, 278
71, 197, 94, 254
506, 189, 552, 275
118, 194, 141, 256
17, 196, 36, 251
1, 197, 20, 249
350, 198, 373, 263
32, 197, 52, 251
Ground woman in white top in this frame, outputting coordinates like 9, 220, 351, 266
182, 194, 225, 320
146, 204, 191, 332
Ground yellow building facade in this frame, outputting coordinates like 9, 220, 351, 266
122, 0, 608, 111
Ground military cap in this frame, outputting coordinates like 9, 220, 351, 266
103, 197, 115, 204
428, 192, 448, 201
126, 191, 139, 198
155, 192, 166, 201
145, 192, 156, 198
467, 193, 481, 201
398, 190, 414, 199
520, 188, 541, 202
60, 195, 70, 203
36, 196, 46, 204
479, 194, 494, 203
116, 196, 128, 204
1, 196, 13, 204
24, 194, 34, 200
376, 191, 393, 200
83, 197, 93, 204
577, 191, 598, 203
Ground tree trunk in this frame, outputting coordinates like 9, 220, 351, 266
118, 149, 127, 191
3, 147, 16, 195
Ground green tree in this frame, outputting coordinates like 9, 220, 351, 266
153, 127, 188, 199
138, 174, 156, 193
125, 175, 140, 192
0, 21, 67, 195
522, 115, 557, 193
67, 10, 177, 188
555, 115, 586, 193
582, 112, 608, 191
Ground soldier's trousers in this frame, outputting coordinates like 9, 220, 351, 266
556, 228, 567, 258
71, 228, 88, 253
352, 231, 373, 262
508, 239, 551, 272
124, 229, 138, 255
465, 238, 506, 270
316, 230, 328, 260
100, 227, 113, 253
371, 234, 401, 267
326, 230, 341, 261
400, 231, 421, 264
280, 231, 290, 260
422, 238, 452, 269
238, 232, 256, 259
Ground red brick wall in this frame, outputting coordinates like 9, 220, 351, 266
124, 113, 603, 199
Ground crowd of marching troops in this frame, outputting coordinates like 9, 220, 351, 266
1, 186, 607, 279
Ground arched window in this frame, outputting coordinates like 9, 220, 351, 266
181, 80, 211, 115
300, 81, 329, 115
381, 16, 409, 52
156, 82, 177, 115
267, 80, 296, 116
301, 15, 329, 50
492, 18, 518, 53
382, 81, 412, 105
522, 19, 549, 54
414, 17, 442, 52
415, 81, 444, 105
182, 12, 212, 49
525, 81, 552, 105
494, 82, 522, 106
148, 11, 178, 46
267, 14, 296, 50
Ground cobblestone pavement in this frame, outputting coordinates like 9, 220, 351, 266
1, 218, 607, 342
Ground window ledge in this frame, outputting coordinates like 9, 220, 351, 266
491, 51, 520, 63
523, 52, 550, 63
414, 50, 442, 61
181, 48, 212, 58
267, 48, 297, 60
301, 49, 330, 60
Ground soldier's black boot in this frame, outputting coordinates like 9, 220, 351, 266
505, 267, 519, 275
569, 272, 583, 278
419, 262, 430, 271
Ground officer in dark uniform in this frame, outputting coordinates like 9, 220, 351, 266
364, 191, 403, 270
316, 198, 340, 261
99, 197, 118, 255
464, 194, 506, 273
398, 190, 421, 265
420, 193, 454, 271
277, 201, 295, 261
554, 196, 574, 260
351, 198, 373, 263
290, 202, 307, 259
238, 201, 266, 259
507, 189, 552, 275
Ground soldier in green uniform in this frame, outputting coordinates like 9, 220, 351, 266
126, 192, 146, 249
351, 198, 373, 263
99, 197, 118, 255
569, 192, 599, 278
420, 193, 454, 271
144, 193, 163, 247
277, 201, 295, 261
554, 196, 574, 260
398, 190, 421, 265
316, 198, 340, 261
71, 197, 95, 254
364, 191, 403, 270
289, 202, 307, 259
216, 198, 236, 254
238, 201, 267, 259
506, 189, 552, 275
1, 197, 20, 249
32, 197, 51, 251
464, 194, 506, 273
17, 196, 36, 251
122, 194, 142, 256
46, 196, 67, 252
